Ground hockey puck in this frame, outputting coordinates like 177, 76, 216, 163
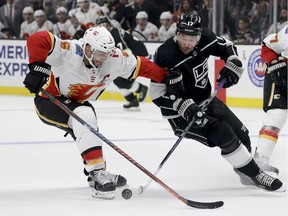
121, 188, 132, 199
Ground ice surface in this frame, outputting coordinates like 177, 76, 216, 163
0, 95, 287, 216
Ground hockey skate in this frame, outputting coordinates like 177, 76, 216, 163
123, 99, 141, 111
254, 153, 279, 177
137, 84, 148, 102
234, 169, 284, 191
88, 169, 126, 199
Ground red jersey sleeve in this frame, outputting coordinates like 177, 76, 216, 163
260, 44, 279, 64
135, 56, 168, 82
26, 31, 55, 63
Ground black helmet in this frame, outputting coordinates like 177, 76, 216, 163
95, 16, 111, 26
176, 14, 202, 36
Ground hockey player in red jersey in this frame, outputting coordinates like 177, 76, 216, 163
254, 25, 287, 175
23, 26, 168, 199
151, 14, 284, 191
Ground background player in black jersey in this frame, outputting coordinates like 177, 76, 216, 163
150, 14, 284, 191
96, 16, 149, 110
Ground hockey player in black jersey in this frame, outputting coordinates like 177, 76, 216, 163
96, 16, 148, 110
151, 14, 284, 191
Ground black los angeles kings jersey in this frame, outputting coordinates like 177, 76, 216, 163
151, 28, 239, 119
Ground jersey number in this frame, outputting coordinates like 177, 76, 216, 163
269, 35, 278, 43
60, 41, 71, 50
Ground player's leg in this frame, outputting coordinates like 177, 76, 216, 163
113, 77, 148, 109
254, 74, 287, 174
205, 97, 251, 152
168, 117, 283, 191
34, 95, 127, 199
113, 77, 139, 109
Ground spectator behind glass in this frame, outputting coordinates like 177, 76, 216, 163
234, 16, 254, 44
134, 0, 161, 27
251, 1, 270, 43
31, 9, 54, 33
31, 0, 44, 11
108, 0, 136, 31
173, 0, 198, 23
132, 11, 159, 41
19, 6, 35, 39
265, 8, 288, 36
1, 27, 13, 38
71, 0, 101, 30
198, 0, 236, 40
53, 6, 73, 39
158, 11, 176, 41
43, 0, 57, 24
240, 0, 257, 18
0, 0, 23, 38
67, 9, 85, 37
198, 0, 211, 28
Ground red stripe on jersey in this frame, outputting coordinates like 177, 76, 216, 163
137, 56, 168, 83
259, 128, 279, 140
38, 73, 61, 98
82, 148, 103, 161
260, 45, 279, 64
27, 31, 54, 63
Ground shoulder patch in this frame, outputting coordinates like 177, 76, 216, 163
75, 44, 83, 57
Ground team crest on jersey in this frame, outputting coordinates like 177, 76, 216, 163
247, 49, 266, 87
193, 58, 208, 88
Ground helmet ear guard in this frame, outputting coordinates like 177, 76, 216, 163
176, 14, 202, 36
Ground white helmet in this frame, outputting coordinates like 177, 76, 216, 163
83, 26, 115, 54
82, 26, 115, 70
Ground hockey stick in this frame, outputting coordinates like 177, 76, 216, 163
138, 79, 226, 195
40, 88, 224, 209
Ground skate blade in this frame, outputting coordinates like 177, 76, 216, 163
274, 185, 286, 192
91, 188, 115, 200
123, 107, 141, 111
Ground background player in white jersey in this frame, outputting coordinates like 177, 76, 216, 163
53, 7, 73, 39
71, 0, 101, 30
158, 11, 177, 42
132, 11, 159, 41
254, 25, 288, 175
19, 6, 35, 39
31, 9, 53, 33
23, 26, 168, 199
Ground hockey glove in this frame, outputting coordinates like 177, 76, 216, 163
164, 70, 184, 98
217, 58, 244, 88
23, 62, 51, 94
267, 59, 287, 89
174, 98, 205, 127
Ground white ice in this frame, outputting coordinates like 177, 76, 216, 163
0, 95, 287, 216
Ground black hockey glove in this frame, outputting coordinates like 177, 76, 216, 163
217, 58, 244, 88
267, 59, 287, 89
164, 70, 184, 98
23, 62, 51, 94
174, 98, 205, 127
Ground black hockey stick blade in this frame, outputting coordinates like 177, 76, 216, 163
186, 200, 224, 209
